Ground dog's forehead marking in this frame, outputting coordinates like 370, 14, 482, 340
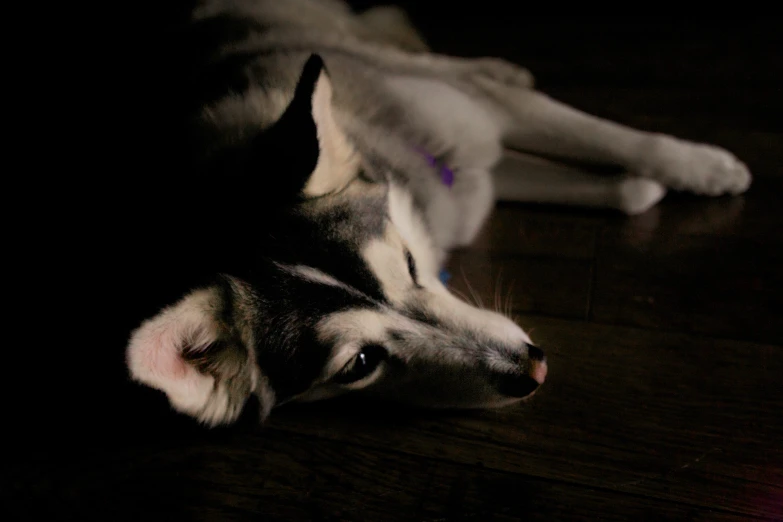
277, 263, 390, 311
281, 264, 361, 296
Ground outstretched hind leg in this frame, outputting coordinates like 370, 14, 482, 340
452, 61, 751, 196
494, 150, 667, 215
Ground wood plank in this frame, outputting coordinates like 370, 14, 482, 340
591, 184, 783, 343
466, 203, 602, 258
13, 430, 772, 522
265, 317, 783, 519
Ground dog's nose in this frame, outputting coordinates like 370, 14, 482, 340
526, 358, 548, 393
497, 344, 547, 397
527, 344, 547, 385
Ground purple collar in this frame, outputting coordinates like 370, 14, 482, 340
415, 148, 455, 188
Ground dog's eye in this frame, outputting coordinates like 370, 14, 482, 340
405, 249, 419, 286
334, 344, 387, 384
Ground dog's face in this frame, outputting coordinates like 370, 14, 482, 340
126, 56, 546, 426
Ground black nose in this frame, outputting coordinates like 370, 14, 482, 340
527, 344, 545, 361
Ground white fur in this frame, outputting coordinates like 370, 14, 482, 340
362, 235, 412, 305
283, 264, 365, 299
637, 134, 751, 195
426, 284, 532, 347
126, 289, 222, 420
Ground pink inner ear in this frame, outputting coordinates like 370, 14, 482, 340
137, 321, 213, 384
145, 330, 191, 380
125, 286, 237, 405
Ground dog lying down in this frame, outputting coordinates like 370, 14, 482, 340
125, 0, 751, 426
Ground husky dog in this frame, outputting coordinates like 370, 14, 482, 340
125, 0, 751, 426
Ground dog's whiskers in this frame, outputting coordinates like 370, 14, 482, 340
449, 286, 474, 306
503, 277, 516, 319
493, 269, 504, 315
459, 264, 484, 309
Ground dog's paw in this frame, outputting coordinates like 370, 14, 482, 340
639, 135, 751, 196
465, 57, 535, 89
614, 178, 667, 215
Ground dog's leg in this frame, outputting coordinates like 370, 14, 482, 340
473, 75, 750, 196
494, 150, 666, 215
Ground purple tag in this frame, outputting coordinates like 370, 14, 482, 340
414, 147, 455, 188
440, 166, 455, 188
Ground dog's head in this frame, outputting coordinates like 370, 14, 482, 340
126, 56, 546, 426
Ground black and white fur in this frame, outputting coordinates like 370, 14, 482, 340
125, 0, 750, 426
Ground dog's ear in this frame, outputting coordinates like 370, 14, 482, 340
248, 54, 360, 199
299, 55, 361, 197
125, 286, 275, 426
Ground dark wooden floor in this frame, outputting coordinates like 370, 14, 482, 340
13, 11, 782, 522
